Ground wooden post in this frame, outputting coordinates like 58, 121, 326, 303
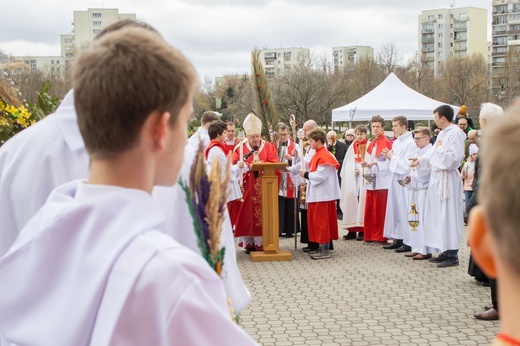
249, 162, 292, 262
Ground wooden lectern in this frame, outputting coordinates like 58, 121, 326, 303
249, 162, 293, 262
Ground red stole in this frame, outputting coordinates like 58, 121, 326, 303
367, 135, 391, 157
204, 140, 226, 160
309, 146, 340, 172
353, 139, 368, 163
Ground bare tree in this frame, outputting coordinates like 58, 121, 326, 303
438, 53, 489, 114
492, 49, 520, 107
376, 42, 403, 76
270, 54, 347, 127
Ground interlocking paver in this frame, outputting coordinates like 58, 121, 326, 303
237, 226, 499, 345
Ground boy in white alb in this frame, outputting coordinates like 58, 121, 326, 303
0, 27, 256, 346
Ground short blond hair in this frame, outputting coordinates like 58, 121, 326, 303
480, 106, 520, 275
413, 126, 431, 138
73, 27, 198, 158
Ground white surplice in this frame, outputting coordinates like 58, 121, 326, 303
421, 124, 466, 252
407, 144, 437, 255
0, 90, 250, 314
206, 145, 242, 202
187, 127, 210, 150
0, 91, 88, 257
0, 182, 256, 346
339, 141, 370, 228
153, 145, 251, 313
383, 131, 417, 242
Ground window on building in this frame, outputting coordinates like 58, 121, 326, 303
438, 51, 443, 57
450, 33, 453, 38
92, 13, 101, 18
438, 33, 443, 38
450, 23, 453, 29
438, 14, 443, 19
428, 15, 434, 21
51, 60, 54, 64
93, 29, 101, 34
450, 42, 454, 47
438, 24, 443, 29
438, 42, 443, 48
93, 21, 102, 26
64, 38, 73, 43
56, 60, 59, 64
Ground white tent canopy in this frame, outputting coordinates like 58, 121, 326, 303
331, 73, 459, 122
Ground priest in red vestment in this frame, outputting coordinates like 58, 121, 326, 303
299, 128, 341, 260
361, 115, 393, 244
232, 113, 278, 252
275, 123, 300, 237
224, 121, 240, 155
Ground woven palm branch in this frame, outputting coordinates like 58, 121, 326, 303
251, 50, 277, 140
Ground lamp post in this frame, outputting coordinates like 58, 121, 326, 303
495, 77, 508, 106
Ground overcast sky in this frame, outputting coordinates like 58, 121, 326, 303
1, 0, 492, 80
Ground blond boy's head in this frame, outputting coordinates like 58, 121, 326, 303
73, 27, 198, 159
470, 106, 520, 280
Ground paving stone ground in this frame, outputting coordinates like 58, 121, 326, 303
236, 226, 499, 345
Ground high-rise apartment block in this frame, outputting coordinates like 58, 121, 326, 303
11, 8, 135, 73
258, 48, 310, 78
418, 7, 488, 74
332, 46, 374, 71
491, 0, 520, 66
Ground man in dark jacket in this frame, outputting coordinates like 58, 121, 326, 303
327, 130, 347, 219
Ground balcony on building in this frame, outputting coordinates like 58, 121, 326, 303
421, 27, 434, 34
421, 36, 434, 43
421, 46, 434, 53
453, 24, 467, 31
264, 62, 275, 68
454, 45, 467, 51
492, 51, 507, 56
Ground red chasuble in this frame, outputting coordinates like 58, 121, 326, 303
307, 146, 340, 244
231, 140, 279, 238
224, 139, 239, 155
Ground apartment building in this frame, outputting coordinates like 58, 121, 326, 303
491, 0, 520, 66
332, 46, 374, 70
11, 8, 135, 73
10, 56, 65, 75
418, 7, 488, 74
258, 47, 310, 78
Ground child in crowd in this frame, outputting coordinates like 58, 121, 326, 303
461, 143, 479, 224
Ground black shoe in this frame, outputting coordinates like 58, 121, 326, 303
343, 232, 357, 240
429, 252, 449, 263
303, 246, 318, 253
395, 245, 412, 253
437, 258, 459, 268
356, 233, 364, 241
383, 241, 402, 250
284, 234, 294, 238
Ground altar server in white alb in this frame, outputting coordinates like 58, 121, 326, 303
406, 127, 436, 260
187, 111, 220, 150
381, 116, 417, 253
339, 125, 369, 240
420, 104, 466, 268
0, 27, 256, 346
0, 21, 250, 316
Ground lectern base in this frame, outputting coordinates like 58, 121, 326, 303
250, 250, 293, 262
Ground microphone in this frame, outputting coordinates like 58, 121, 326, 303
243, 146, 259, 160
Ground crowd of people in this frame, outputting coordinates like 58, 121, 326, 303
0, 18, 519, 345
